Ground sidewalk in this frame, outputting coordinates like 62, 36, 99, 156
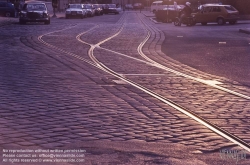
50, 12, 65, 19
141, 10, 155, 17
0, 16, 17, 26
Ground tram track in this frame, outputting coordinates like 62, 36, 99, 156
35, 14, 250, 152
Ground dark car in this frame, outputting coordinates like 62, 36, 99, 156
19, 2, 50, 24
103, 4, 119, 14
0, 1, 15, 17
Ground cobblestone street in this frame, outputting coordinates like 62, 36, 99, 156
0, 10, 249, 165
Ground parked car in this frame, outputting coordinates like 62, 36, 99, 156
192, 4, 239, 25
125, 4, 133, 9
154, 5, 184, 23
19, 2, 50, 24
162, 5, 184, 11
0, 1, 15, 17
65, 4, 87, 19
103, 4, 119, 14
151, 1, 163, 13
133, 3, 143, 9
82, 4, 95, 17
92, 4, 103, 15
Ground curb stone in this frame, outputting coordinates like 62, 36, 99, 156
239, 29, 250, 34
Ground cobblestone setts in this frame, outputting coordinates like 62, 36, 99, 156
0, 12, 247, 157
89, 13, 249, 148
96, 13, 250, 146
0, 17, 17, 27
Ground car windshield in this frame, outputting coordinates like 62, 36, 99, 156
69, 4, 82, 9
83, 5, 91, 9
108, 4, 116, 8
24, 4, 46, 11
224, 5, 236, 11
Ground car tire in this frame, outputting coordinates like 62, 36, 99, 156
229, 21, 236, 25
81, 15, 84, 19
66, 15, 69, 19
217, 18, 225, 25
5, 12, 11, 17
44, 20, 50, 25
174, 18, 180, 26
201, 22, 207, 25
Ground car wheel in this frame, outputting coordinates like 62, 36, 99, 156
44, 20, 50, 25
81, 15, 84, 19
217, 18, 225, 25
174, 18, 180, 26
201, 22, 207, 25
5, 12, 11, 17
229, 21, 236, 25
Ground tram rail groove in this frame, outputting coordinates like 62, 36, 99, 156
36, 16, 250, 153
136, 13, 250, 100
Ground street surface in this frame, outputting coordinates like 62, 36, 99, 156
0, 10, 249, 165
160, 22, 250, 86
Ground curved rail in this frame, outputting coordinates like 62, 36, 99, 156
76, 16, 250, 152
136, 14, 250, 100
36, 17, 250, 152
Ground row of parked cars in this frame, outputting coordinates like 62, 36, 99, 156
65, 4, 122, 19
153, 2, 239, 25
125, 3, 144, 10
1, 1, 122, 24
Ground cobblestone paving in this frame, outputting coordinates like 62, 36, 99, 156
87, 13, 250, 146
0, 11, 249, 164
91, 13, 250, 145
139, 15, 250, 96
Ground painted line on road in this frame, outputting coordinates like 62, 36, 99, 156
219, 42, 227, 44
177, 36, 183, 37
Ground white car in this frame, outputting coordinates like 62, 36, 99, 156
151, 1, 163, 13
82, 4, 95, 17
162, 5, 184, 11
65, 4, 87, 19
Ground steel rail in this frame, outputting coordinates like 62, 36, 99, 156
35, 17, 250, 152
37, 24, 100, 68
136, 14, 250, 100
75, 16, 250, 153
